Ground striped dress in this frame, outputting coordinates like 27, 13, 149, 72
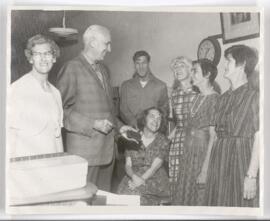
173, 93, 219, 206
205, 83, 259, 207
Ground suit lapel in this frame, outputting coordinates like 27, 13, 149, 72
78, 54, 114, 111
78, 54, 105, 91
99, 65, 114, 110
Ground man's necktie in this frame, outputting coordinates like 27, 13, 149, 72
92, 63, 105, 89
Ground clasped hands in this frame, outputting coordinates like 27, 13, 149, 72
128, 174, 145, 190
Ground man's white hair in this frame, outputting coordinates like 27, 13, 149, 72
83, 25, 110, 48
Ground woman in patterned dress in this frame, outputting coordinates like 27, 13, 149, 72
205, 45, 260, 207
168, 56, 199, 202
173, 59, 219, 205
117, 107, 170, 205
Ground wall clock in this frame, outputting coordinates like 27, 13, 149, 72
197, 37, 221, 66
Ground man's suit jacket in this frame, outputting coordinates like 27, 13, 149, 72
56, 54, 119, 166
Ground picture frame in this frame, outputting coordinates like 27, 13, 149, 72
220, 12, 260, 44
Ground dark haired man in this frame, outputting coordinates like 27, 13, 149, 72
120, 50, 169, 130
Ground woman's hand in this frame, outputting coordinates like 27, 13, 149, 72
120, 125, 139, 144
120, 125, 138, 134
128, 174, 145, 190
196, 170, 207, 184
244, 131, 259, 200
243, 176, 257, 200
168, 128, 176, 140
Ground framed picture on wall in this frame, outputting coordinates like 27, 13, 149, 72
220, 12, 260, 44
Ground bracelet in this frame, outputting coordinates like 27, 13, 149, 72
245, 174, 257, 179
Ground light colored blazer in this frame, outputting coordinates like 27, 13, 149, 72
7, 73, 63, 158
56, 54, 120, 166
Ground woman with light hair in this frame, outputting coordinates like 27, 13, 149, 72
168, 56, 199, 202
7, 34, 63, 158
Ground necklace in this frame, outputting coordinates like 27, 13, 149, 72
190, 94, 207, 118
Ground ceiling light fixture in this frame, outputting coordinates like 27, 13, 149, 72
49, 11, 78, 38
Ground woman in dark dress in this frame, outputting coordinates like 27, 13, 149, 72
173, 59, 219, 206
117, 107, 170, 205
205, 45, 260, 207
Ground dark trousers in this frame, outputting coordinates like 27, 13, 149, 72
87, 156, 115, 192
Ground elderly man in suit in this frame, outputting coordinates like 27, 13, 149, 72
56, 25, 133, 192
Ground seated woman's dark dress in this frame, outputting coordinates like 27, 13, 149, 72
116, 133, 170, 205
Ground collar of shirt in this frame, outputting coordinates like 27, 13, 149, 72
228, 82, 248, 95
133, 72, 155, 86
140, 80, 148, 88
82, 52, 97, 68
82, 52, 102, 73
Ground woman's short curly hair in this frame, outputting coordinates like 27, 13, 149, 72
170, 56, 192, 72
137, 107, 166, 133
24, 34, 60, 62
170, 56, 193, 90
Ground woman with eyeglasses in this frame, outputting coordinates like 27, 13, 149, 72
7, 34, 64, 158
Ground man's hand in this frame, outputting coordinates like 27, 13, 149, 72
93, 119, 113, 134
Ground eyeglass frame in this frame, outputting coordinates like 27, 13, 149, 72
31, 50, 54, 58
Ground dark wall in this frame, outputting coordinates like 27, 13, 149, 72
10, 10, 260, 93
11, 10, 223, 89
10, 10, 81, 85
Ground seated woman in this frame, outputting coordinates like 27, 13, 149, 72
117, 107, 170, 205
173, 59, 219, 206
7, 34, 63, 158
